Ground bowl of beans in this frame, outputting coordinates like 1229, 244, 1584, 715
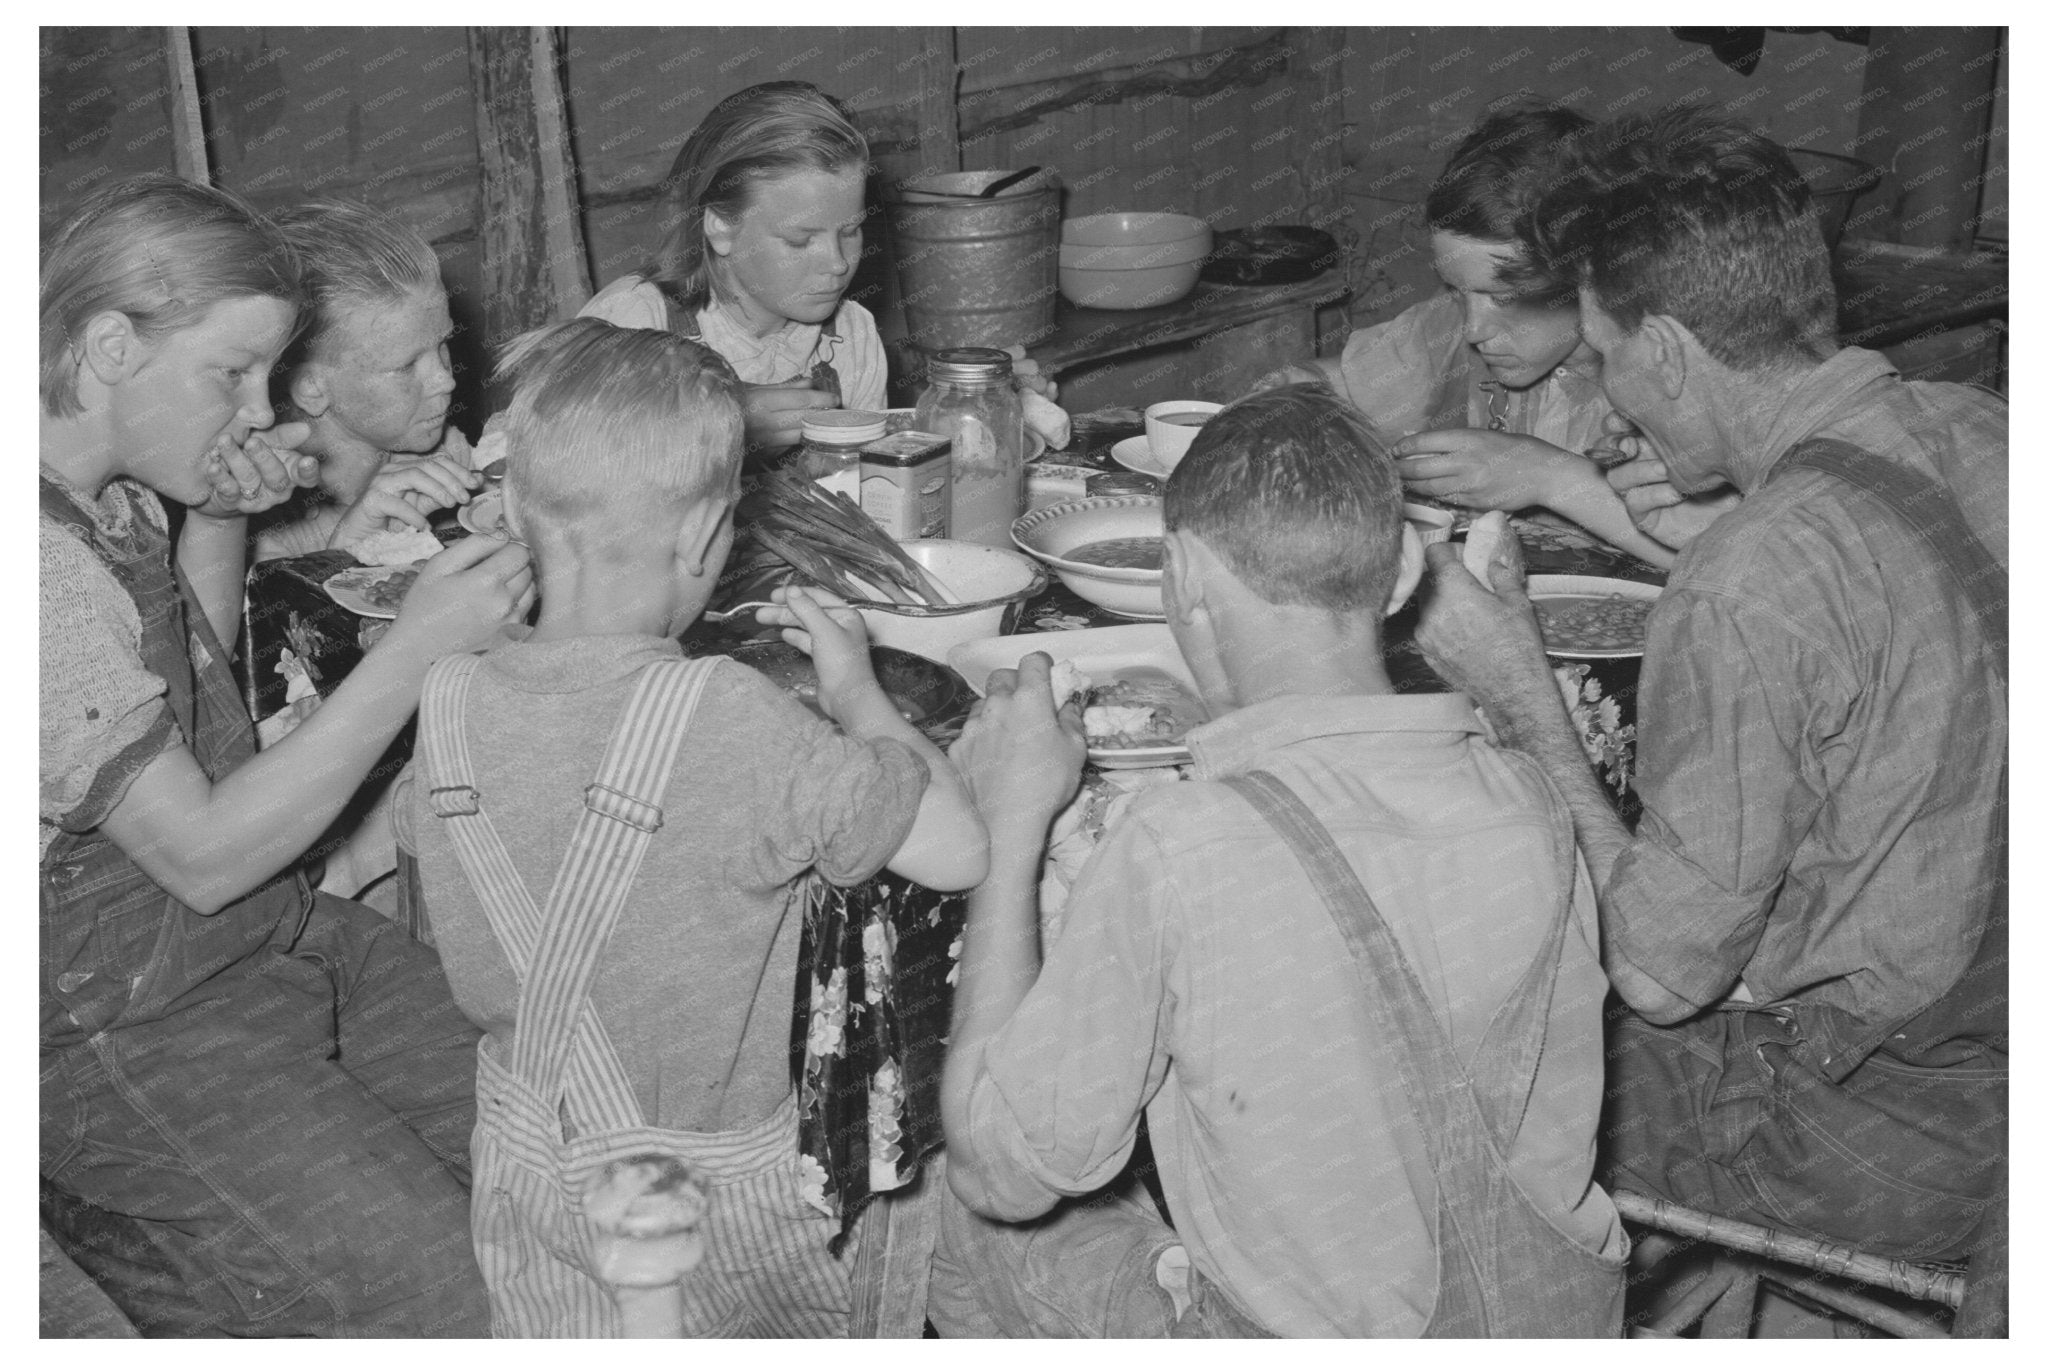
1010, 495, 1166, 619
1526, 575, 1662, 659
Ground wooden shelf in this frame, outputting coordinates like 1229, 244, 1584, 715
1030, 274, 1350, 376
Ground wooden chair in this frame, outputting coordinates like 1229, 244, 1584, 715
1614, 1188, 2003, 1338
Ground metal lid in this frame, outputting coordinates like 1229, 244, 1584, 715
801, 410, 890, 445
925, 347, 1014, 384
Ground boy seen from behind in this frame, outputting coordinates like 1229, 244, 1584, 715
395, 318, 987, 1337
934, 386, 1623, 1337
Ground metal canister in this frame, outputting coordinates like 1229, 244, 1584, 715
860, 431, 953, 541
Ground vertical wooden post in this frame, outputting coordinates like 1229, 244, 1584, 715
1854, 27, 2003, 250
162, 27, 208, 183
917, 28, 960, 179
468, 26, 594, 355
1289, 26, 1349, 235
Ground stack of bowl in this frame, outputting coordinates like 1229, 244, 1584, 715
1058, 212, 1213, 310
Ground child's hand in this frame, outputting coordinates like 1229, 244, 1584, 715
948, 653, 1087, 838
383, 532, 535, 663
194, 423, 318, 519
1393, 429, 1575, 511
1606, 451, 1742, 552
741, 380, 839, 452
757, 586, 880, 720
330, 456, 480, 550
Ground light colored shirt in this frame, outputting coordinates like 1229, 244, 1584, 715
1610, 350, 2008, 1033
958, 691, 1620, 1337
1333, 291, 1614, 455
395, 633, 927, 1133
580, 274, 888, 413
39, 475, 180, 861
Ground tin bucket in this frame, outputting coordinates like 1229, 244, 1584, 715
888, 170, 1061, 351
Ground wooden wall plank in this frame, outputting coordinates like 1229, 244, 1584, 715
468, 26, 593, 353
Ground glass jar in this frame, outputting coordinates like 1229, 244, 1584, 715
798, 410, 889, 501
913, 348, 1024, 548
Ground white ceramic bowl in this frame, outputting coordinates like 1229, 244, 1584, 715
1144, 400, 1224, 471
1010, 496, 1166, 619
1403, 502, 1455, 547
848, 540, 1048, 663
1061, 212, 1211, 255
1058, 212, 1212, 310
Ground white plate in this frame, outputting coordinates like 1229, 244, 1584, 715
949, 624, 1202, 768
458, 489, 506, 536
1526, 574, 1662, 660
323, 564, 423, 619
1109, 435, 1174, 481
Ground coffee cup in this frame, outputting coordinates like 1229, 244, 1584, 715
1403, 502, 1455, 547
1143, 400, 1224, 471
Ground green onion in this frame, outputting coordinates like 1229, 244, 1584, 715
739, 470, 952, 607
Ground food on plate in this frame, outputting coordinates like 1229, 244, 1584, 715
1081, 669, 1207, 751
328, 566, 423, 614
1049, 659, 1093, 711
1533, 593, 1655, 653
351, 527, 445, 567
1065, 536, 1164, 570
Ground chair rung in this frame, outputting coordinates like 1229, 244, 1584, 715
1611, 1190, 1966, 1309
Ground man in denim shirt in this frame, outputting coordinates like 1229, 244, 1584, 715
1419, 105, 2006, 1262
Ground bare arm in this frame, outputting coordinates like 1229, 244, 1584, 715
178, 424, 321, 645
937, 654, 1086, 1207
759, 586, 989, 892
98, 534, 535, 913
1396, 429, 1676, 569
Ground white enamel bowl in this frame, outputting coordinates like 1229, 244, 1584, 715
1010, 495, 1165, 619
848, 540, 1049, 663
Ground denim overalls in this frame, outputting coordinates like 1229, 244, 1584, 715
39, 475, 489, 1336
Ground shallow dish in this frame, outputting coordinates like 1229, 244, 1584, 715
1109, 435, 1174, 482
949, 624, 1202, 768
1010, 496, 1166, 619
1526, 574, 1662, 659
843, 540, 1049, 663
458, 489, 507, 537
324, 564, 421, 619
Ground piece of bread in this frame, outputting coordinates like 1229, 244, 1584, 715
351, 527, 445, 567
1048, 659, 1093, 711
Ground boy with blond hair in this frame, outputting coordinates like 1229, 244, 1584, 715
395, 318, 987, 1337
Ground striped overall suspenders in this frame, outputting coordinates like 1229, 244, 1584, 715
419, 655, 848, 1337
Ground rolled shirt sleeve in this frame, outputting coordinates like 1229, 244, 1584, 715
960, 807, 1176, 1220
1333, 292, 1473, 444
40, 521, 181, 844
1605, 584, 1848, 1012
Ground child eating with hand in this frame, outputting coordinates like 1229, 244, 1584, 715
394, 317, 987, 1337
1266, 104, 1673, 568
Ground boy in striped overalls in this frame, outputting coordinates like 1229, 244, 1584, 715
395, 319, 987, 1337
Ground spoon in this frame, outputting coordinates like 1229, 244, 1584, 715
701, 601, 776, 624
912, 167, 1045, 200
977, 166, 1043, 198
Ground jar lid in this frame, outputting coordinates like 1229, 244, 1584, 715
801, 410, 890, 444
925, 347, 1014, 384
